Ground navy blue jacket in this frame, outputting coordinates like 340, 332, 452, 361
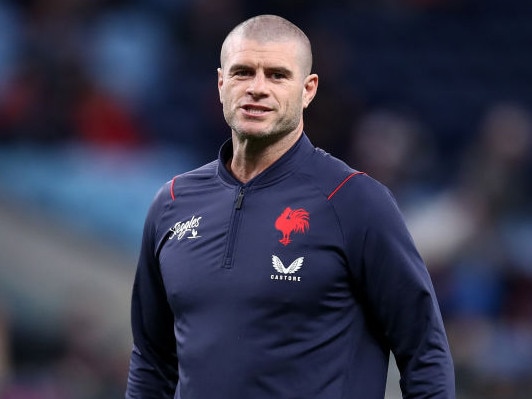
126, 133, 455, 398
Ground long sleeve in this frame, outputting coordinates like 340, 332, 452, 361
126, 189, 179, 398
342, 176, 455, 398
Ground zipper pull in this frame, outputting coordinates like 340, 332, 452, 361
235, 188, 244, 209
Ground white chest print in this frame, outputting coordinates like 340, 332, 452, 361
169, 216, 202, 240
271, 255, 304, 282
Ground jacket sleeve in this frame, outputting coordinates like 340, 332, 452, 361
343, 176, 455, 398
126, 187, 178, 398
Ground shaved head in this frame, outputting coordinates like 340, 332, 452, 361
220, 14, 313, 76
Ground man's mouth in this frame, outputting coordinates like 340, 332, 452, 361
242, 105, 271, 115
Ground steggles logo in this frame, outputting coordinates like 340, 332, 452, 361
169, 216, 202, 240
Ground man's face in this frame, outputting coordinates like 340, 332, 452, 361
218, 36, 317, 142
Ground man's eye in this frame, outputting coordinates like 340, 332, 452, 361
271, 73, 286, 80
234, 70, 252, 77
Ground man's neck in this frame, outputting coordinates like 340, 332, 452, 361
227, 130, 302, 183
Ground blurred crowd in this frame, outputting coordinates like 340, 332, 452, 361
1, 0, 532, 398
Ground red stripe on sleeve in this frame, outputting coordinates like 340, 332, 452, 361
170, 175, 179, 200
327, 172, 365, 200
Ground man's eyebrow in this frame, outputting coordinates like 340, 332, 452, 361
265, 66, 293, 77
227, 64, 293, 77
228, 63, 252, 73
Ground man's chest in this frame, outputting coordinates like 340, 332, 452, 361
157, 186, 355, 317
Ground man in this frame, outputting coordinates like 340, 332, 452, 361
126, 14, 455, 399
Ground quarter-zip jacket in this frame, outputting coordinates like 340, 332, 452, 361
126, 133, 455, 399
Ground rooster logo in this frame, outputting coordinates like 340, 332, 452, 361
274, 207, 310, 246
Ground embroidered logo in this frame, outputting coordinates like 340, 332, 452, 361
271, 255, 303, 282
169, 215, 202, 240
274, 207, 310, 246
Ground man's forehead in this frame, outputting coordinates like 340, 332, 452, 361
227, 35, 300, 53
223, 36, 301, 65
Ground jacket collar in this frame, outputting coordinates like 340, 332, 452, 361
217, 133, 315, 187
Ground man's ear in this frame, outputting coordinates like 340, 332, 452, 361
302, 73, 319, 109
217, 68, 224, 103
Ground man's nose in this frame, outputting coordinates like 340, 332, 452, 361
246, 73, 267, 96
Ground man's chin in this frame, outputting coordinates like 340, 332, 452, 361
233, 128, 273, 141
231, 121, 299, 143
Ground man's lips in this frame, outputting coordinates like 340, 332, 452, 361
240, 104, 272, 116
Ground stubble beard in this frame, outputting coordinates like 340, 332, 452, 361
225, 107, 302, 145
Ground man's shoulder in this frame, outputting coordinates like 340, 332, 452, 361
303, 149, 404, 234
150, 160, 219, 205
178, 159, 219, 181
301, 147, 392, 203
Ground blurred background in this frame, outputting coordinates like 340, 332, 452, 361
0, 0, 531, 398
